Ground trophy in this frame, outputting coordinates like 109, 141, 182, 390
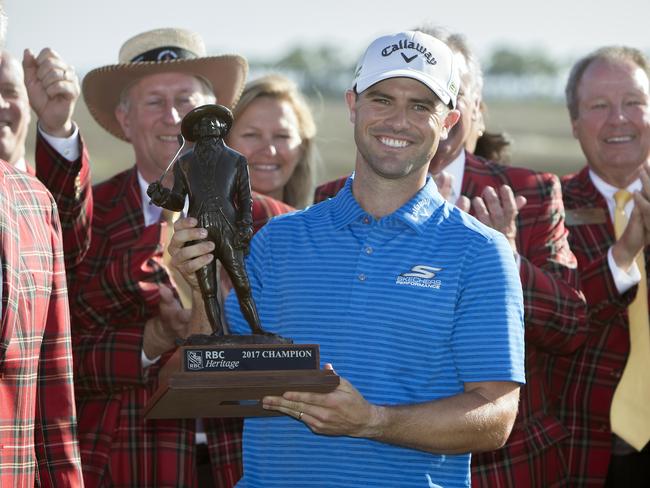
144, 105, 339, 419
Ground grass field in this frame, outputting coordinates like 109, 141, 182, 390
26, 97, 586, 186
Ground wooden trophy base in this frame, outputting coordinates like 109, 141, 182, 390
145, 341, 339, 419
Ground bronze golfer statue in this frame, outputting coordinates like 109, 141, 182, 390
144, 106, 338, 420
147, 104, 268, 338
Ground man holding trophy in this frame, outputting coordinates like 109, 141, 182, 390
172, 30, 525, 487
73, 27, 293, 487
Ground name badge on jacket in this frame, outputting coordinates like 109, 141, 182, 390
565, 207, 607, 226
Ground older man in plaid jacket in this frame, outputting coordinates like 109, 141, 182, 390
69, 28, 292, 487
552, 46, 650, 487
0, 152, 85, 488
0, 4, 85, 486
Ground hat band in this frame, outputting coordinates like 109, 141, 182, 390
130, 46, 198, 63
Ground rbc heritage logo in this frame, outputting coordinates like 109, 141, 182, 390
187, 350, 204, 370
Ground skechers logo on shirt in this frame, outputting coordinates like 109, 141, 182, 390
396, 265, 442, 289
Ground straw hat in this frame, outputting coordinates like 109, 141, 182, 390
82, 27, 248, 141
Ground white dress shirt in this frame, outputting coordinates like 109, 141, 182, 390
38, 123, 81, 161
589, 169, 642, 294
440, 150, 466, 204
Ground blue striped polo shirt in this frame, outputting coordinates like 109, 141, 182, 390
226, 176, 525, 488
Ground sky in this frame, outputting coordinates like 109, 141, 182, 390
5, 0, 649, 75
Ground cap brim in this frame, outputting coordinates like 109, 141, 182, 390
355, 68, 452, 108
82, 55, 248, 141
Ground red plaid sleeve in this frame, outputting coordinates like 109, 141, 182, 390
566, 238, 634, 323
515, 171, 588, 353
72, 224, 166, 394
463, 156, 587, 353
35, 131, 93, 270
34, 193, 84, 487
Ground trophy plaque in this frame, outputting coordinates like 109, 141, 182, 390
144, 104, 339, 419
145, 343, 339, 418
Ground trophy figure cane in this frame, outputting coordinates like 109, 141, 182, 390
147, 104, 288, 344
144, 104, 338, 419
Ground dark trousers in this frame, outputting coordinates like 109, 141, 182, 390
605, 443, 650, 487
196, 443, 215, 487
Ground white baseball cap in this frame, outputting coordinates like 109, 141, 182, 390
351, 30, 460, 108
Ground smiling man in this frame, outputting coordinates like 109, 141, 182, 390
0, 3, 83, 486
173, 30, 525, 487
551, 46, 650, 486
0, 52, 29, 167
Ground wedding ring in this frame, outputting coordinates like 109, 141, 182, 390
298, 411, 304, 420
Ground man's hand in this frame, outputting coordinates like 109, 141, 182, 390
146, 181, 170, 207
262, 364, 382, 438
264, 366, 521, 454
466, 185, 526, 254
433, 171, 454, 202
168, 217, 214, 289
612, 164, 650, 271
142, 285, 192, 359
23, 48, 79, 137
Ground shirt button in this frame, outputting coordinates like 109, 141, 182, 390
362, 216, 370, 224
365, 246, 373, 255
358, 273, 367, 281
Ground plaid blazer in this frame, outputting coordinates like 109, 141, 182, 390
69, 166, 292, 488
547, 166, 636, 486
314, 153, 587, 487
0, 161, 83, 487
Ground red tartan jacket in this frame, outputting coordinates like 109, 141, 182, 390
0, 161, 84, 487
69, 166, 292, 488
314, 153, 587, 487
547, 166, 636, 487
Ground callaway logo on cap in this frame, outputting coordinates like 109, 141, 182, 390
351, 30, 460, 108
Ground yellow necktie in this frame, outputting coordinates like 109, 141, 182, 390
161, 210, 193, 309
610, 189, 650, 451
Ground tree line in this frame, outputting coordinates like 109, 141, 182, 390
249, 44, 567, 97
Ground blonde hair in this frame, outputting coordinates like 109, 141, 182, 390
231, 74, 318, 208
